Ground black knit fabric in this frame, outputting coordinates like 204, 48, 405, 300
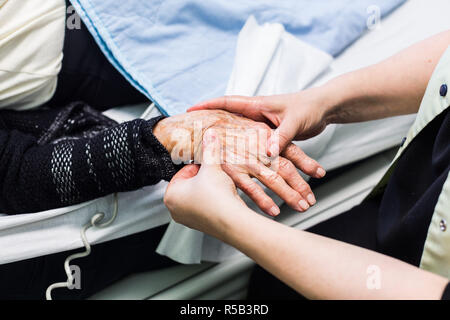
442, 283, 450, 300
0, 102, 177, 214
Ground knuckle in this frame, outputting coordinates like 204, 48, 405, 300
240, 180, 258, 194
264, 171, 280, 184
298, 183, 312, 195
287, 144, 302, 158
260, 199, 275, 210
286, 193, 302, 206
309, 158, 320, 169
251, 96, 264, 109
301, 158, 319, 173
221, 163, 234, 174
279, 158, 294, 172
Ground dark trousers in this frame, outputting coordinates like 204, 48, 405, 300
0, 3, 173, 300
248, 199, 380, 300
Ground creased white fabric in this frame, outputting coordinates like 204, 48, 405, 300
0, 0, 65, 110
226, 16, 333, 97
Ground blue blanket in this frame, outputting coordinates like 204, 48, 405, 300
70, 0, 405, 115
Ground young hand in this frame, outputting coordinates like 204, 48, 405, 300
188, 88, 331, 159
164, 129, 246, 239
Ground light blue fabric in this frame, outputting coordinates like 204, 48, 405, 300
69, 0, 405, 116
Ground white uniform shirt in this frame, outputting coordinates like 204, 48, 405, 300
0, 0, 65, 110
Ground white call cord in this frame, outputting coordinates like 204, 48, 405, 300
46, 102, 157, 300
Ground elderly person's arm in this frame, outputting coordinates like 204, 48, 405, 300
0, 103, 323, 215
189, 31, 450, 155
0, 104, 177, 214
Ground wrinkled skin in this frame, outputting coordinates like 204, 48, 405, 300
164, 130, 243, 234
154, 110, 323, 215
188, 92, 330, 158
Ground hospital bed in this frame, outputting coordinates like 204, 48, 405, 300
1, 0, 449, 299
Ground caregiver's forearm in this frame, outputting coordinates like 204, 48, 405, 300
320, 30, 450, 124
219, 208, 448, 300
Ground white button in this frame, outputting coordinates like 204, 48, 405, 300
440, 219, 447, 232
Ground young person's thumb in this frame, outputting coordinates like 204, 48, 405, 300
268, 119, 298, 157
200, 129, 222, 172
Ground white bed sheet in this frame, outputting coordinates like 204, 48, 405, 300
1, 0, 449, 265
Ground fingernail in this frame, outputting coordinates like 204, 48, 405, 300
298, 200, 309, 211
316, 168, 326, 178
269, 206, 280, 216
267, 142, 274, 157
307, 193, 316, 206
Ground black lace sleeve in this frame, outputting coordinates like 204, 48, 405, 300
0, 102, 178, 214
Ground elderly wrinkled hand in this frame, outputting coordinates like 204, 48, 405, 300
164, 129, 243, 235
154, 110, 325, 216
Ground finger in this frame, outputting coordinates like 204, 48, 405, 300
282, 143, 326, 178
267, 119, 299, 157
277, 157, 316, 206
188, 96, 266, 121
201, 129, 222, 169
251, 163, 310, 212
223, 166, 280, 217
169, 164, 200, 184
